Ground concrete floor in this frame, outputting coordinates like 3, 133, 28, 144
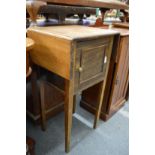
26, 98, 129, 155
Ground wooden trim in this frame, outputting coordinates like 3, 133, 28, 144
26, 102, 64, 122
80, 98, 126, 121
106, 36, 129, 114
64, 80, 74, 153
40, 0, 129, 10
40, 81, 46, 131
93, 37, 114, 129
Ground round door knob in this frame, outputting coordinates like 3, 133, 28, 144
78, 67, 83, 72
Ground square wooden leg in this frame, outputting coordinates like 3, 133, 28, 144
31, 68, 40, 116
40, 81, 46, 131
64, 80, 74, 153
72, 95, 76, 114
93, 80, 106, 129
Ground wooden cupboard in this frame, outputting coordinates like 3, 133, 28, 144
27, 25, 119, 152
26, 25, 128, 124
80, 25, 129, 121
26, 71, 65, 123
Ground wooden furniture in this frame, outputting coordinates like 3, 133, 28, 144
113, 22, 129, 29
26, 38, 36, 155
27, 38, 48, 130
26, 38, 34, 77
27, 0, 129, 25
40, 0, 128, 9
27, 25, 118, 152
26, 69, 65, 124
39, 79, 65, 131
80, 24, 129, 121
41, 0, 129, 22
39, 4, 96, 24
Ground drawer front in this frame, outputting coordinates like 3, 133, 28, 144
74, 37, 113, 92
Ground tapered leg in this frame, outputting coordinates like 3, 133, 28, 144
31, 67, 40, 118
40, 81, 46, 131
64, 80, 74, 153
93, 81, 106, 129
72, 95, 76, 114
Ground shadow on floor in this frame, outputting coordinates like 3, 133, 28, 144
27, 101, 129, 155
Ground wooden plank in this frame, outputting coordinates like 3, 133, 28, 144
27, 26, 118, 80
39, 4, 96, 15
72, 95, 76, 113
107, 36, 128, 112
116, 37, 129, 101
93, 35, 114, 128
40, 81, 47, 131
27, 28, 71, 80
40, 0, 129, 10
26, 38, 34, 75
26, 38, 35, 51
113, 22, 129, 29
64, 80, 74, 153
97, 25, 129, 37
28, 25, 118, 41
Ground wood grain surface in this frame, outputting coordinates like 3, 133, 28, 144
80, 26, 129, 121
39, 0, 129, 9
26, 38, 35, 76
26, 38, 35, 51
27, 25, 117, 152
27, 25, 118, 41
27, 25, 118, 80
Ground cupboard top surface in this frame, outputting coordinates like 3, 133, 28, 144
111, 27, 129, 36
27, 25, 118, 41
98, 26, 129, 36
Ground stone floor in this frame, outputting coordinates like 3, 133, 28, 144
26, 98, 129, 155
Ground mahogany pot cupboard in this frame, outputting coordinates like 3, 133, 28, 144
80, 24, 129, 121
26, 0, 129, 154
27, 25, 119, 152
26, 0, 129, 124
26, 24, 128, 123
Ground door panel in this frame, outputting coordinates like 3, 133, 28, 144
74, 37, 113, 93
79, 45, 106, 83
110, 36, 129, 106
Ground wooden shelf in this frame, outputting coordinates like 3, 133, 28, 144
40, 0, 129, 10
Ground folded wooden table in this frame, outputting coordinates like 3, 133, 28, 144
27, 25, 119, 153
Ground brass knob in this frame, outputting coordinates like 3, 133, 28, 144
78, 67, 83, 72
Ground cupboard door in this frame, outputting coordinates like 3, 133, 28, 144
74, 37, 113, 92
109, 36, 129, 110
